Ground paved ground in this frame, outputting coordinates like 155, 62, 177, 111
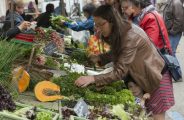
165, 35, 184, 119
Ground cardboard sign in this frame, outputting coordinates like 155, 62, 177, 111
43, 42, 57, 56
74, 99, 89, 118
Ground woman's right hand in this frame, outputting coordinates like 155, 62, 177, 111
89, 55, 101, 64
18, 21, 31, 31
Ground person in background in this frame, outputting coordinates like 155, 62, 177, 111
105, 0, 123, 16
70, 3, 81, 17
163, 0, 184, 56
75, 5, 174, 120
124, 77, 150, 108
54, 0, 67, 16
23, 1, 38, 21
150, 0, 156, 6
28, 1, 36, 13
60, 3, 96, 35
1, 21, 31, 40
3, 0, 25, 32
37, 3, 54, 28
120, 0, 172, 54
121, 0, 183, 82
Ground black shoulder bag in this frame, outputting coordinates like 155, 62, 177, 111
149, 12, 182, 81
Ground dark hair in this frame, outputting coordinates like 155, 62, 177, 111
82, 3, 96, 16
46, 3, 54, 13
129, 0, 151, 9
114, 0, 123, 16
93, 5, 131, 58
124, 75, 136, 88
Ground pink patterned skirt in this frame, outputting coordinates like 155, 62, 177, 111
145, 71, 175, 114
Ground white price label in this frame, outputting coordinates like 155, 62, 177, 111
74, 99, 89, 118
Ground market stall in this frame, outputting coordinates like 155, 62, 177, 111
0, 6, 153, 120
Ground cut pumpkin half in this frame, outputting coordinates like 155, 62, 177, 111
12, 66, 30, 93
34, 81, 64, 102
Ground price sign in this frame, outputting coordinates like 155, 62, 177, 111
74, 99, 89, 118
43, 42, 57, 56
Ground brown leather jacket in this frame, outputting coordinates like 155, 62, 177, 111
163, 0, 184, 34
94, 24, 165, 93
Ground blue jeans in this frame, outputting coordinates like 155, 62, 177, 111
169, 33, 182, 56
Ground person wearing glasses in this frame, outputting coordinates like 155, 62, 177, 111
120, 0, 172, 54
75, 5, 174, 120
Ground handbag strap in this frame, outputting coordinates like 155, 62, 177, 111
142, 12, 168, 74
148, 12, 168, 49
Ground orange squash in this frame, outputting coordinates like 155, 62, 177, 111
34, 81, 64, 102
12, 67, 30, 93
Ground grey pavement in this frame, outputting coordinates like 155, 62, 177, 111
166, 35, 184, 120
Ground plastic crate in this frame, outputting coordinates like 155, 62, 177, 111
15, 33, 35, 42
10, 39, 33, 46
0, 102, 59, 120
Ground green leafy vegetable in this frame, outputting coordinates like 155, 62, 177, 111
0, 40, 27, 92
45, 57, 60, 69
111, 104, 129, 120
70, 49, 89, 65
36, 111, 52, 120
52, 72, 134, 106
51, 16, 73, 30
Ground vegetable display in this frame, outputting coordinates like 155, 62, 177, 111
61, 106, 120, 120
0, 19, 152, 120
45, 57, 61, 70
70, 49, 89, 65
35, 27, 65, 53
0, 85, 16, 112
0, 40, 27, 95
52, 72, 134, 106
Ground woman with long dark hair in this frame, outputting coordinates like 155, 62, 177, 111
75, 5, 174, 120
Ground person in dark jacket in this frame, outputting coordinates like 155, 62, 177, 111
163, 0, 184, 56
37, 3, 54, 28
1, 21, 31, 40
60, 3, 96, 35
3, 0, 25, 32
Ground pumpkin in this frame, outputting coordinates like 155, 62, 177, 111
12, 67, 30, 93
34, 81, 64, 102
